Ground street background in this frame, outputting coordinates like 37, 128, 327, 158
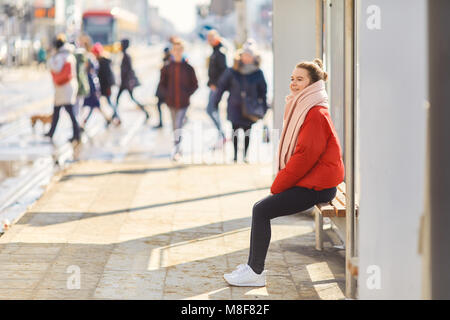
0, 0, 347, 300
0, 41, 346, 300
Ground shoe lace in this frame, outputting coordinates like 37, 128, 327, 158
230, 264, 249, 276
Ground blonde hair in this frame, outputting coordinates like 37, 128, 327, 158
207, 29, 219, 38
296, 58, 328, 83
56, 33, 66, 42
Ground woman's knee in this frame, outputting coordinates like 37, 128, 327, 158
252, 199, 270, 219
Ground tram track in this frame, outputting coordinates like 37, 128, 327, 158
0, 118, 29, 141
0, 44, 168, 230
0, 116, 106, 230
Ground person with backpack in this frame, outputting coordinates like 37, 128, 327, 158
45, 34, 80, 143
81, 50, 112, 128
73, 46, 90, 123
213, 39, 268, 163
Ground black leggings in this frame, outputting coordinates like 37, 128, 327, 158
248, 186, 337, 274
116, 87, 148, 117
47, 104, 80, 140
156, 97, 164, 125
232, 123, 252, 161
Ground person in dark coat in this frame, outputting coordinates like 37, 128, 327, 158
154, 46, 172, 129
213, 39, 268, 163
206, 30, 227, 147
159, 39, 198, 161
116, 39, 150, 122
91, 43, 119, 124
80, 53, 112, 128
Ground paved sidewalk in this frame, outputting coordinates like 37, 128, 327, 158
0, 157, 345, 300
0, 44, 344, 300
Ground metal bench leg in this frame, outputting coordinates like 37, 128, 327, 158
315, 207, 324, 251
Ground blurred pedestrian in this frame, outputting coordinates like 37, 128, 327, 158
45, 34, 80, 143
159, 39, 198, 161
223, 59, 345, 287
116, 39, 150, 122
81, 51, 112, 129
37, 45, 47, 68
154, 46, 171, 129
73, 45, 90, 122
213, 39, 268, 163
91, 42, 118, 125
206, 30, 227, 148
75, 37, 111, 129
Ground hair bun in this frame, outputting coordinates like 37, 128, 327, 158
313, 58, 324, 69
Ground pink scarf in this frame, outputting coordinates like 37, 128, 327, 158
276, 80, 329, 172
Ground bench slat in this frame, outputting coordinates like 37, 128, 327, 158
337, 182, 346, 194
331, 198, 346, 217
316, 182, 358, 218
317, 203, 337, 217
334, 190, 346, 207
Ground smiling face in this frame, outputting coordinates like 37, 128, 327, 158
290, 67, 311, 94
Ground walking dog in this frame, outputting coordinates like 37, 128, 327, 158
30, 114, 53, 131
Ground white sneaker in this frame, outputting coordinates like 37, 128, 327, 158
223, 264, 266, 287
234, 264, 246, 271
224, 264, 248, 279
171, 146, 182, 162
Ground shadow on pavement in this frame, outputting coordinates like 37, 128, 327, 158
20, 186, 270, 227
0, 214, 345, 300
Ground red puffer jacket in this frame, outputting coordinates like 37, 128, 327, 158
51, 62, 72, 86
271, 106, 345, 194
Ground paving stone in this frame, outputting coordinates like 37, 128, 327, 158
0, 262, 51, 272
32, 289, 94, 300
163, 268, 229, 300
0, 289, 34, 300
0, 279, 41, 290
0, 244, 63, 255
0, 253, 57, 263
0, 270, 44, 280
0, 157, 345, 300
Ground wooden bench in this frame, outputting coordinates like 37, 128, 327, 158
314, 182, 348, 250
313, 183, 360, 279
313, 182, 360, 290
